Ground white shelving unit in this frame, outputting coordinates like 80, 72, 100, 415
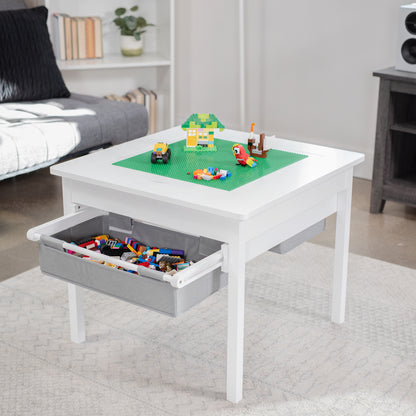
44, 0, 175, 130
56, 53, 171, 71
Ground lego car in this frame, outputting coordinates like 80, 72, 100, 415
151, 142, 171, 164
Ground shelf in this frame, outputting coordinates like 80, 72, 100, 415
390, 122, 416, 135
49, 0, 175, 129
383, 177, 416, 206
57, 52, 171, 71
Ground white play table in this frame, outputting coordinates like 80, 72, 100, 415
29, 127, 364, 403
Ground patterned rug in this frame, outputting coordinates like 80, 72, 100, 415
1, 242, 415, 416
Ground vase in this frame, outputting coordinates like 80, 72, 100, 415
120, 35, 143, 57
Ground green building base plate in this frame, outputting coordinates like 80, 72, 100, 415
113, 138, 307, 191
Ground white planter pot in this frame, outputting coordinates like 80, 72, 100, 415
120, 35, 143, 57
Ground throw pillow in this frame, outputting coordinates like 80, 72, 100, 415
0, 6, 70, 103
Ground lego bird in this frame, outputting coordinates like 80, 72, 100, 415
232, 144, 257, 167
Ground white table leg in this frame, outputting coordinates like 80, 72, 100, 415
68, 283, 86, 343
62, 179, 86, 343
226, 238, 246, 403
331, 171, 353, 324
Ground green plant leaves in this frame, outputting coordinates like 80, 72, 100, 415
133, 31, 145, 40
125, 15, 137, 31
137, 16, 146, 27
113, 17, 124, 28
115, 7, 126, 16
113, 5, 154, 37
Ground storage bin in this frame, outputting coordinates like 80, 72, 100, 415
28, 209, 325, 317
32, 210, 226, 317
270, 219, 326, 254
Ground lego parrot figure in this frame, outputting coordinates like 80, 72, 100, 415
232, 144, 257, 167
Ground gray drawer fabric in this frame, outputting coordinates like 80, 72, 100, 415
39, 213, 226, 317
269, 219, 326, 254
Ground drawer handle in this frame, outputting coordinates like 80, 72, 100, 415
27, 208, 107, 242
61, 242, 226, 287
163, 245, 226, 289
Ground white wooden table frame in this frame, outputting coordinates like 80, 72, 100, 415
50, 127, 364, 403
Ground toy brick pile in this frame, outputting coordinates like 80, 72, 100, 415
192, 167, 231, 181
67, 234, 192, 275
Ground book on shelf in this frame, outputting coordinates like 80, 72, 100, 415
85, 17, 95, 59
138, 87, 158, 133
104, 94, 130, 102
139, 87, 151, 116
52, 13, 66, 60
71, 18, 78, 60
64, 16, 72, 60
52, 13, 103, 60
149, 90, 158, 134
51, 13, 61, 59
76, 17, 87, 59
92, 17, 103, 59
108, 87, 159, 133
125, 88, 144, 105
126, 88, 145, 106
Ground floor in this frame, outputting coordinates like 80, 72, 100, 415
2, 243, 415, 415
0, 167, 415, 282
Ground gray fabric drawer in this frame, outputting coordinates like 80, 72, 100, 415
269, 219, 326, 254
38, 213, 226, 317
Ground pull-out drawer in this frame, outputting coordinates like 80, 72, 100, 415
270, 219, 326, 254
27, 209, 226, 317
27, 209, 326, 317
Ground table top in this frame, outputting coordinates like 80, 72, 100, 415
51, 127, 364, 220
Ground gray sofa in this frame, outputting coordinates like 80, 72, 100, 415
0, 0, 148, 180
30, 93, 148, 155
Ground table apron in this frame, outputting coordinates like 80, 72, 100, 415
245, 194, 336, 261
241, 170, 350, 260
64, 178, 240, 242
63, 169, 349, 249
241, 170, 349, 241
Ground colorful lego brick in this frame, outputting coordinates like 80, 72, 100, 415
67, 242, 77, 255
79, 240, 99, 250
219, 169, 231, 177
176, 262, 190, 271
232, 144, 258, 167
93, 234, 109, 242
158, 248, 185, 256
181, 114, 225, 151
155, 253, 183, 263
127, 244, 140, 256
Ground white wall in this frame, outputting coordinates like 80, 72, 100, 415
175, 0, 240, 126
175, 0, 405, 179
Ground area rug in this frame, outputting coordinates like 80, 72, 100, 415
1, 242, 415, 416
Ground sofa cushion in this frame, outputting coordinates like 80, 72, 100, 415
0, 0, 25, 10
0, 6, 70, 103
36, 93, 148, 152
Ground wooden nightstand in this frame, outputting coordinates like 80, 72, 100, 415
371, 67, 416, 213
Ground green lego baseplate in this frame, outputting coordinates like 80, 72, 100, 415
113, 138, 308, 191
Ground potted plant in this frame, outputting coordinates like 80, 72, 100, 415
113, 5, 154, 56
